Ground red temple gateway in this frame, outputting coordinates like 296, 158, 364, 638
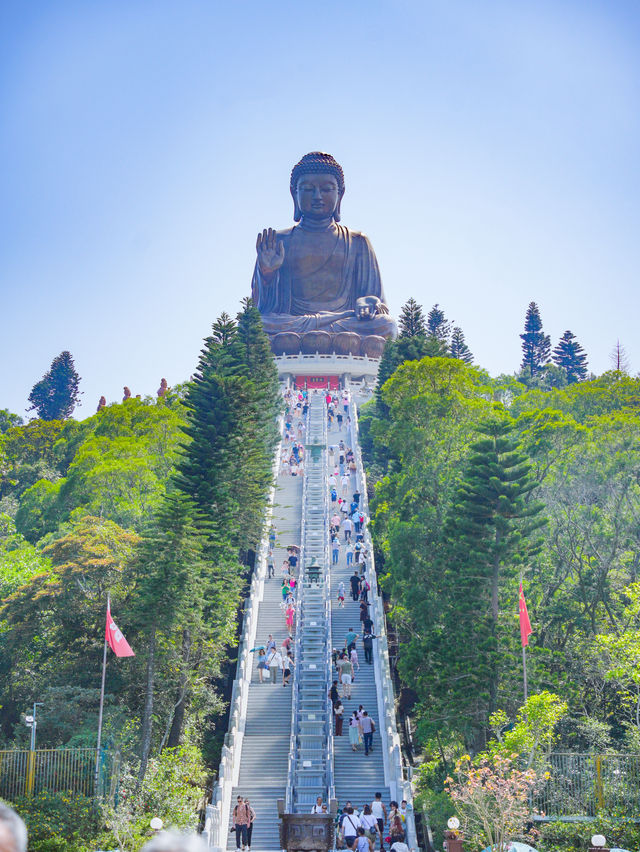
295, 375, 339, 391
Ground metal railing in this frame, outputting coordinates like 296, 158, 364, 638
533, 752, 640, 818
0, 746, 113, 800
349, 398, 419, 850
285, 392, 334, 812
205, 419, 283, 850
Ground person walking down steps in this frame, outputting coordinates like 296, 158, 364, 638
233, 795, 252, 851
268, 648, 283, 684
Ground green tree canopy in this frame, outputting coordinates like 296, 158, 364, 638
552, 330, 588, 383
398, 297, 427, 338
519, 302, 550, 377
27, 351, 82, 420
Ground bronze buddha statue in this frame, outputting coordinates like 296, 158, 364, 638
251, 152, 397, 357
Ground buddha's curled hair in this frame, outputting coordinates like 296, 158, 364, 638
290, 152, 345, 195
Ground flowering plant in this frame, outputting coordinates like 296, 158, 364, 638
445, 753, 538, 851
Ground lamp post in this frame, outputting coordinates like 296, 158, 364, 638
443, 817, 463, 852
589, 835, 608, 852
24, 702, 43, 796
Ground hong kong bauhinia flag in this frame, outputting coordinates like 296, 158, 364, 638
105, 603, 135, 657
519, 581, 533, 648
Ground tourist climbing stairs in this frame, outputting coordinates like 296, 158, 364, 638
207, 384, 418, 851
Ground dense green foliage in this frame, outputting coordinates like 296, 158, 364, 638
449, 326, 473, 363
398, 297, 427, 338
552, 330, 588, 383
538, 818, 640, 852
0, 300, 279, 848
364, 356, 640, 768
27, 351, 82, 420
520, 302, 551, 376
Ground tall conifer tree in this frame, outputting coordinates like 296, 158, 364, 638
441, 417, 545, 747
520, 302, 550, 376
427, 304, 452, 345
450, 327, 473, 364
552, 330, 588, 383
398, 298, 427, 338
174, 302, 279, 555
27, 351, 82, 420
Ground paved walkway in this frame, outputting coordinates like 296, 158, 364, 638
328, 421, 390, 822
226, 463, 302, 851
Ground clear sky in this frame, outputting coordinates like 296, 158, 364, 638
1, 0, 639, 418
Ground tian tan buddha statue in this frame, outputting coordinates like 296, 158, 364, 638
251, 152, 397, 358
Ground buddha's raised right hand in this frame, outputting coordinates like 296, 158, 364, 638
256, 228, 285, 278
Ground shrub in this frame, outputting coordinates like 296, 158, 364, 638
538, 817, 640, 852
10, 790, 100, 851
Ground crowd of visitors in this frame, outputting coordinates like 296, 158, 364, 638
244, 386, 411, 849
303, 793, 411, 852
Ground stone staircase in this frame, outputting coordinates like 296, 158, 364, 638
209, 388, 415, 851
328, 422, 390, 822
225, 465, 302, 850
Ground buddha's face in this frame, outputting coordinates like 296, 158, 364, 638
295, 172, 339, 220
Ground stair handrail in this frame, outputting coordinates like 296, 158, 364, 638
349, 398, 419, 851
284, 402, 311, 813
205, 418, 283, 850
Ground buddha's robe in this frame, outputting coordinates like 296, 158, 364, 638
251, 224, 397, 337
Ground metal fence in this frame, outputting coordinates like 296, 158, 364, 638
0, 747, 114, 800
533, 753, 640, 818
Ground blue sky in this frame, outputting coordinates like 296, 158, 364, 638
1, 0, 639, 418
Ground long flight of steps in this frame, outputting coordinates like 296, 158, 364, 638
329, 419, 390, 826
226, 459, 302, 851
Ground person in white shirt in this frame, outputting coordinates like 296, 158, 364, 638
310, 796, 324, 814
341, 807, 361, 849
268, 649, 283, 684
342, 516, 353, 542
370, 794, 387, 851
359, 804, 378, 839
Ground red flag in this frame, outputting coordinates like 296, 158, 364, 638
105, 603, 135, 657
519, 581, 532, 647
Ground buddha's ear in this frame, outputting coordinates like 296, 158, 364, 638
291, 188, 302, 222
334, 190, 345, 223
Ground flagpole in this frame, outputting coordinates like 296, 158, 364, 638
519, 572, 529, 705
95, 593, 109, 796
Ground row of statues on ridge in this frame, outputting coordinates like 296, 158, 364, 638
96, 379, 169, 412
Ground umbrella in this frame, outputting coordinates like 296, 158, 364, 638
287, 544, 300, 553
610, 848, 632, 852
249, 645, 265, 653
481, 844, 537, 852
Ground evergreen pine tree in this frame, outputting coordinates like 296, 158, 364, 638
398, 298, 427, 338
441, 417, 545, 746
27, 351, 82, 420
231, 298, 281, 549
427, 304, 452, 345
131, 491, 212, 778
519, 302, 550, 376
211, 311, 237, 346
174, 304, 279, 555
449, 327, 474, 364
552, 330, 588, 383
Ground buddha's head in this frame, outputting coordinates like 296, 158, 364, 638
290, 152, 345, 222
